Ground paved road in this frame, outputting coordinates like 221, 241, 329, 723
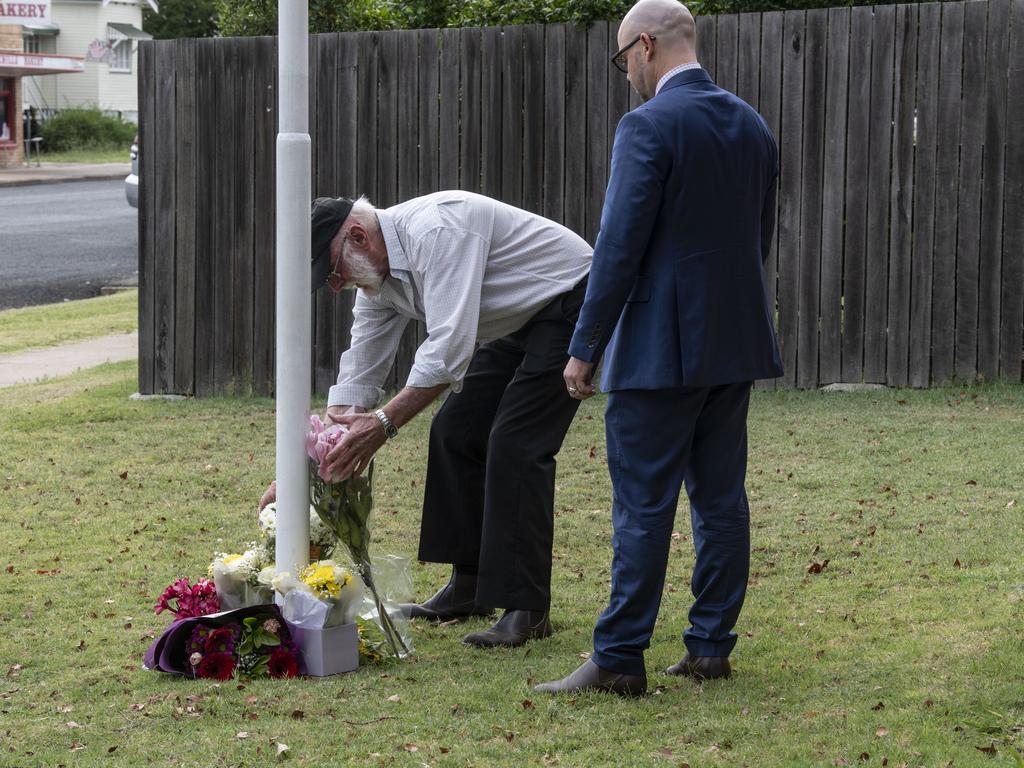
0, 179, 138, 310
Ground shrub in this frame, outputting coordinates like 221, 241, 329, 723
38, 107, 137, 153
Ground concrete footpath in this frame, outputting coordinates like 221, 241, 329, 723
0, 332, 137, 388
0, 162, 130, 188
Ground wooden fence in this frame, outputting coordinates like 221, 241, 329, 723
137, 0, 1024, 396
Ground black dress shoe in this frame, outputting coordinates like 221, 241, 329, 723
398, 571, 493, 621
462, 609, 552, 648
534, 659, 647, 697
665, 653, 732, 680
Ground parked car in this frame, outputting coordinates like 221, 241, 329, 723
125, 134, 139, 208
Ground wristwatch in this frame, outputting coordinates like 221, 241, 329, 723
374, 408, 398, 440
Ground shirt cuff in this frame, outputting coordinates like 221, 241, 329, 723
405, 361, 460, 393
327, 382, 385, 409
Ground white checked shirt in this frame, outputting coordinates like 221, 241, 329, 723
655, 61, 702, 95
328, 191, 593, 408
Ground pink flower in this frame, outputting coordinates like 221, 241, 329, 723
154, 577, 220, 620
306, 414, 347, 482
263, 619, 280, 635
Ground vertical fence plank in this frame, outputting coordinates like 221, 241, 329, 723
193, 39, 217, 396
736, 12, 761, 109
252, 35, 277, 397
1001, 0, 1024, 382
313, 34, 339, 395
377, 32, 399, 208
460, 28, 483, 193
796, 9, 826, 389
931, 3, 964, 385
909, 3, 941, 388
502, 25, 525, 207
756, 11, 783, 389
885, 4, 917, 387
172, 38, 196, 395
863, 4, 895, 383
586, 22, 609, 244
607, 21, 631, 176
481, 27, 503, 200
955, 0, 988, 382
356, 33, 378, 201
438, 29, 460, 191
978, 0, 1011, 380
841, 8, 872, 382
522, 25, 546, 215
715, 14, 739, 94
776, 10, 805, 388
819, 7, 849, 385
397, 30, 419, 202
232, 38, 255, 394
212, 40, 236, 393
137, 41, 155, 395
697, 15, 717, 79
153, 41, 177, 394
563, 25, 587, 237
543, 25, 566, 224
417, 29, 440, 196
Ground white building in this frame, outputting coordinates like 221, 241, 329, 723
21, 0, 156, 122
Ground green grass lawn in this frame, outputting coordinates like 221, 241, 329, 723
0, 363, 1021, 767
0, 291, 137, 354
38, 147, 131, 165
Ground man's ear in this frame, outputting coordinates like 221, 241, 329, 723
348, 221, 369, 248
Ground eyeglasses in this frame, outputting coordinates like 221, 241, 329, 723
611, 34, 655, 73
326, 234, 348, 286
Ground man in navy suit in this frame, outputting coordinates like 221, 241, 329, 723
536, 0, 782, 697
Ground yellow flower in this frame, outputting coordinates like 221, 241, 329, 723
299, 562, 341, 600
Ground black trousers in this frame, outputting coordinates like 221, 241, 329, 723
418, 279, 587, 611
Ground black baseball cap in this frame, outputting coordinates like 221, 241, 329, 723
310, 196, 355, 291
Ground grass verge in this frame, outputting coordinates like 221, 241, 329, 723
0, 290, 137, 354
0, 364, 1021, 766
39, 148, 131, 165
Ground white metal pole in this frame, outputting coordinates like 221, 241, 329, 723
275, 0, 311, 578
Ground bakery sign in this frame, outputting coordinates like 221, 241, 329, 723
0, 3, 51, 25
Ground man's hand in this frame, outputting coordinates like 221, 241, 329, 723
323, 413, 387, 481
564, 357, 597, 400
258, 480, 277, 511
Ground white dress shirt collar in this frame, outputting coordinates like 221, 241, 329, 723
655, 61, 702, 96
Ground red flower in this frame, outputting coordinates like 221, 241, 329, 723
204, 627, 236, 655
267, 648, 299, 679
196, 652, 235, 680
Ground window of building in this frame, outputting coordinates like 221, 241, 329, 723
24, 36, 41, 54
110, 40, 132, 73
0, 79, 14, 144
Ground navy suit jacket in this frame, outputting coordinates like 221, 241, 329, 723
568, 68, 784, 390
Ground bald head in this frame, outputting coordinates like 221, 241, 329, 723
619, 0, 696, 56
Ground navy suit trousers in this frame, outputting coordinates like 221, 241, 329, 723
592, 382, 753, 676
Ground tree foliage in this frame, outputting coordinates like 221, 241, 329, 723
216, 0, 952, 37
143, 0, 219, 39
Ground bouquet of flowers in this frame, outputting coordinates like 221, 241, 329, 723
154, 577, 220, 620
258, 501, 337, 561
272, 559, 364, 630
306, 415, 411, 658
145, 604, 301, 679
209, 545, 274, 610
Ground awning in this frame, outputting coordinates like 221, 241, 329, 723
107, 23, 152, 42
22, 22, 60, 37
0, 50, 84, 77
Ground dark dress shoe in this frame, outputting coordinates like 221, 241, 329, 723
398, 572, 492, 621
462, 609, 552, 648
534, 659, 647, 697
665, 653, 732, 680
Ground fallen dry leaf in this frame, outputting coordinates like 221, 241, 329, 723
236, 732, 249, 739
403, 744, 418, 753
290, 710, 304, 720
875, 727, 889, 737
872, 702, 885, 711
386, 694, 401, 703
275, 742, 289, 758
807, 559, 830, 574
522, 699, 535, 710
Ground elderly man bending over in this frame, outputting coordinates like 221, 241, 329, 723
292, 191, 591, 649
